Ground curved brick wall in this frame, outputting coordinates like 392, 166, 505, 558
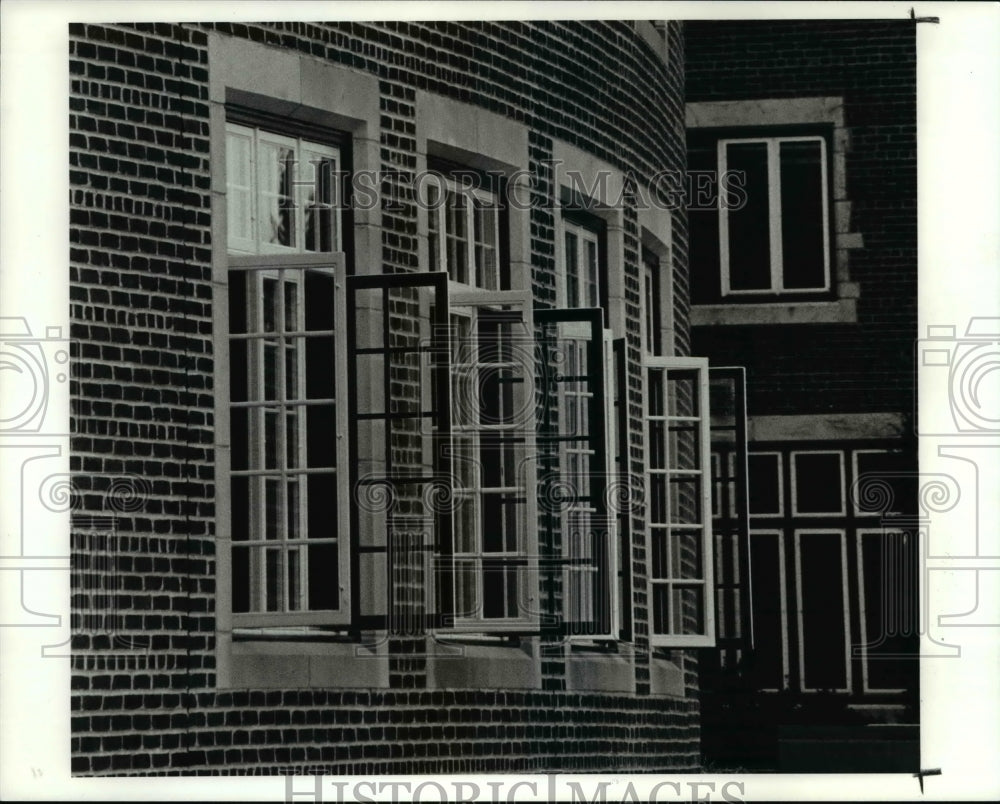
69, 21, 698, 775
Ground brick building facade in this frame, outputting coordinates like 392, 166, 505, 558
68, 20, 712, 775
685, 21, 919, 770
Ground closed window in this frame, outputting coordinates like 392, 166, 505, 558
426, 173, 502, 290
562, 220, 602, 309
719, 136, 830, 296
226, 122, 340, 255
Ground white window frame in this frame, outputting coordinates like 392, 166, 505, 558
425, 174, 502, 291
226, 122, 341, 256
560, 219, 602, 309
851, 448, 906, 517
224, 253, 352, 629
747, 450, 785, 518
718, 135, 830, 296
790, 449, 846, 517
561, 326, 620, 642
439, 288, 539, 633
793, 528, 851, 693
644, 355, 716, 647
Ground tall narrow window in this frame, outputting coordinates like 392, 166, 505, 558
645, 356, 715, 646
446, 290, 538, 630
224, 119, 348, 628
718, 136, 829, 296
642, 246, 663, 355
562, 220, 601, 308
537, 309, 615, 639
228, 257, 350, 624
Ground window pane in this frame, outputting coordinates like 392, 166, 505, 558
231, 476, 249, 541
747, 532, 784, 688
564, 230, 579, 306
672, 585, 705, 635
748, 453, 782, 515
259, 141, 296, 248
650, 528, 669, 578
286, 479, 300, 537
672, 529, 703, 578
231, 407, 249, 470
794, 452, 843, 514
264, 477, 279, 539
584, 238, 599, 307
780, 140, 826, 290
226, 129, 253, 247
725, 142, 771, 291
308, 543, 338, 610
265, 549, 281, 611
669, 477, 703, 525
287, 548, 301, 611
232, 545, 250, 613
667, 372, 698, 418
861, 530, 918, 689
668, 424, 700, 470
474, 198, 499, 290
306, 405, 336, 468
799, 532, 847, 689
647, 368, 664, 416
446, 190, 469, 284
854, 450, 915, 516
307, 473, 337, 539
302, 153, 337, 253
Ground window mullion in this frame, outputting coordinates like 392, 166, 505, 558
767, 139, 783, 292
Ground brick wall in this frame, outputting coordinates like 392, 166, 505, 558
69, 20, 698, 775
685, 20, 917, 419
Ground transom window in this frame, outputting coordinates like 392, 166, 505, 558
426, 174, 501, 290
718, 135, 830, 296
226, 122, 340, 255
562, 220, 601, 309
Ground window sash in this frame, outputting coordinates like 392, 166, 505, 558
644, 355, 716, 647
227, 254, 352, 628
536, 308, 616, 639
346, 270, 453, 633
440, 289, 538, 632
226, 122, 341, 256
706, 367, 753, 664
718, 135, 830, 296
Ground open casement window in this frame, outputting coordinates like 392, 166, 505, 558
444, 290, 539, 632
346, 271, 453, 633
228, 254, 351, 626
425, 173, 502, 291
704, 367, 753, 673
226, 122, 341, 256
718, 136, 830, 296
645, 357, 716, 647
537, 308, 617, 640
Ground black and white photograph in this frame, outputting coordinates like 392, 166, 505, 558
0, 1, 998, 800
